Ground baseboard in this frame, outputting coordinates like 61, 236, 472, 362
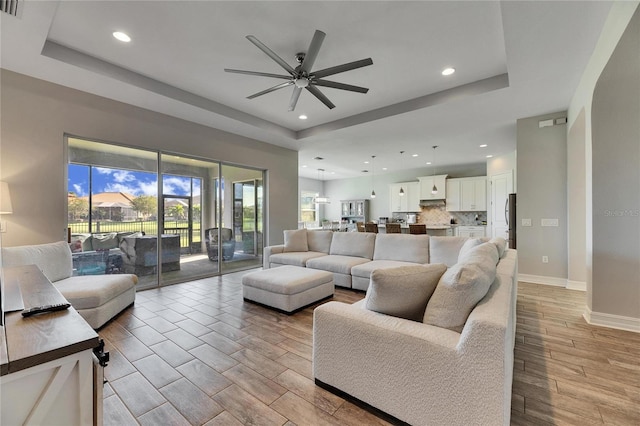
518, 274, 566, 287
566, 280, 587, 291
584, 306, 640, 333
518, 274, 587, 291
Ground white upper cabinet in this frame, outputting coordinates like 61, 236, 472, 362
389, 182, 420, 212
446, 177, 486, 211
418, 174, 448, 200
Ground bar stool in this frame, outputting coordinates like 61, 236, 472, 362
385, 223, 402, 234
364, 223, 379, 233
409, 224, 427, 234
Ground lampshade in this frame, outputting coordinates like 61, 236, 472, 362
399, 186, 405, 196
0, 181, 13, 214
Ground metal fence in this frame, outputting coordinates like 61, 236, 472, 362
68, 220, 201, 248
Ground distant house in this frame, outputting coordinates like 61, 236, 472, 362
87, 192, 137, 221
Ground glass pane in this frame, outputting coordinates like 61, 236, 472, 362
220, 165, 264, 274
67, 137, 159, 290
160, 154, 220, 284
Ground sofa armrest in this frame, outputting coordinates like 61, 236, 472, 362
263, 244, 284, 269
313, 300, 511, 425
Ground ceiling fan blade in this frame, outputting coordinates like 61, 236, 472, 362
224, 69, 291, 80
300, 30, 326, 74
313, 79, 369, 93
311, 58, 373, 79
246, 35, 296, 76
247, 81, 294, 99
288, 87, 303, 111
306, 85, 335, 109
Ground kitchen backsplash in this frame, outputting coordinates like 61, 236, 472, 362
391, 206, 487, 225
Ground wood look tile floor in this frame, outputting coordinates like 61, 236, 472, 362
100, 273, 640, 425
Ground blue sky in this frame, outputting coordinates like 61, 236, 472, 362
68, 164, 201, 197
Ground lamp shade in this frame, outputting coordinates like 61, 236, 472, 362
0, 181, 13, 214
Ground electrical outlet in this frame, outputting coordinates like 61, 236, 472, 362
541, 218, 559, 227
542, 256, 549, 263
522, 218, 532, 227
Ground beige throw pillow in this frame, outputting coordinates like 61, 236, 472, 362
283, 229, 309, 252
457, 238, 484, 262
489, 237, 507, 258
423, 260, 496, 332
365, 264, 447, 322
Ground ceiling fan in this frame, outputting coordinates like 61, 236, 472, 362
225, 30, 373, 111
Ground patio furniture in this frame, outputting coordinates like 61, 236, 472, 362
119, 234, 181, 276
205, 228, 235, 261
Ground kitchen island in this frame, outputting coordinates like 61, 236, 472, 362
378, 224, 453, 236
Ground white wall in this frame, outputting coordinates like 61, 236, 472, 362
0, 70, 298, 248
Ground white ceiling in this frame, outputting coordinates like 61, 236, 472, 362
1, 1, 613, 179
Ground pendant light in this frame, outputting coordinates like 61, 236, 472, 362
370, 155, 376, 199
399, 151, 405, 196
313, 168, 330, 204
431, 146, 439, 195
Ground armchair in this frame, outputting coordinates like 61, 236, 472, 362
205, 228, 235, 261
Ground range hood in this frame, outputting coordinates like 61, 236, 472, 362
419, 199, 446, 207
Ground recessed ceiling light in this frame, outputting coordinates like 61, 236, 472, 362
442, 67, 455, 76
113, 31, 131, 42
298, 114, 308, 120
302, 165, 307, 168
382, 167, 388, 171
486, 155, 493, 158
426, 162, 431, 165
364, 161, 369, 164
412, 154, 418, 157
479, 144, 488, 148
330, 171, 335, 174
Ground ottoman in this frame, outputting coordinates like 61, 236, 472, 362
242, 266, 334, 313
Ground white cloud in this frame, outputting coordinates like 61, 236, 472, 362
95, 167, 115, 175
163, 176, 192, 195
72, 184, 86, 196
113, 170, 135, 183
104, 180, 158, 197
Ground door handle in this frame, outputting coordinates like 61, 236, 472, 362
505, 198, 509, 225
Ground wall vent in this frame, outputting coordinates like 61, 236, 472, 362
1, 0, 20, 17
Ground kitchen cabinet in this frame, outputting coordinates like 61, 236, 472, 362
455, 225, 486, 238
446, 177, 486, 211
340, 199, 369, 223
389, 182, 420, 212
418, 174, 447, 200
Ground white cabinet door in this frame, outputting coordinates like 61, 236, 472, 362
474, 178, 487, 210
446, 180, 461, 211
461, 178, 486, 211
389, 183, 405, 212
419, 175, 447, 200
407, 182, 421, 212
457, 226, 486, 238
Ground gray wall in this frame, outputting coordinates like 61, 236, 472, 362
0, 70, 298, 248
591, 8, 640, 319
567, 109, 587, 286
322, 163, 486, 221
298, 176, 327, 222
516, 112, 568, 278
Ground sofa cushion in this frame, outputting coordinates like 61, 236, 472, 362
490, 237, 507, 258
429, 236, 468, 267
457, 238, 484, 262
457, 242, 500, 271
270, 251, 328, 267
365, 264, 447, 322
423, 261, 496, 332
93, 232, 119, 250
283, 229, 309, 253
2, 241, 73, 282
306, 255, 371, 275
307, 230, 333, 253
373, 234, 429, 264
352, 259, 427, 279
329, 232, 376, 259
54, 274, 138, 310
70, 233, 93, 252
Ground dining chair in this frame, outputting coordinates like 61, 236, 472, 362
356, 221, 365, 232
385, 223, 402, 234
409, 224, 427, 235
364, 223, 379, 233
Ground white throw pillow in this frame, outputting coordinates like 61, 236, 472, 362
457, 238, 484, 262
489, 237, 507, 258
365, 264, 447, 322
283, 229, 309, 252
423, 261, 496, 332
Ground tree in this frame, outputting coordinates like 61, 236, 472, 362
169, 204, 185, 220
130, 195, 157, 219
68, 196, 89, 221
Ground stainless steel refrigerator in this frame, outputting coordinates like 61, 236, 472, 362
507, 193, 517, 249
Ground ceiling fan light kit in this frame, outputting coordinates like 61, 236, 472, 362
225, 30, 373, 111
